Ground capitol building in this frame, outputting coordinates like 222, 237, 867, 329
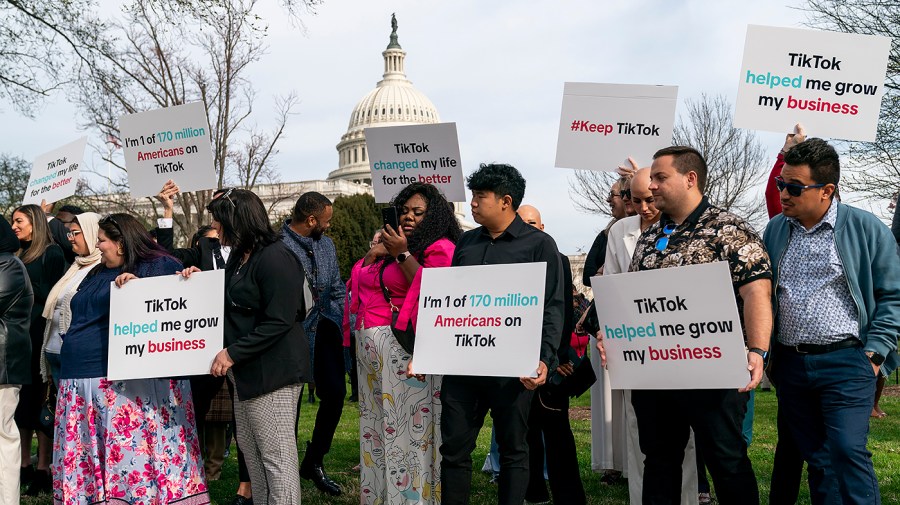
252, 17, 468, 224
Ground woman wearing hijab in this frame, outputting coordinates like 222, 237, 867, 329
52, 213, 209, 505
10, 204, 66, 494
40, 212, 102, 386
0, 216, 34, 503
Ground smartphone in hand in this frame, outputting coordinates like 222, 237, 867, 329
382, 207, 400, 232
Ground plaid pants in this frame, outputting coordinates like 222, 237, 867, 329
230, 375, 302, 505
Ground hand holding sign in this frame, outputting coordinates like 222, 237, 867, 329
591, 262, 750, 390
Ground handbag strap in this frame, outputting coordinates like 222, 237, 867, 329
377, 261, 399, 313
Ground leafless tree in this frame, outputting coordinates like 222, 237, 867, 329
804, 0, 900, 208
673, 94, 767, 226
569, 94, 768, 226
73, 0, 308, 243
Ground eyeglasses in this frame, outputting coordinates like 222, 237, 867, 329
774, 176, 827, 198
606, 191, 626, 203
65, 230, 82, 240
655, 223, 678, 251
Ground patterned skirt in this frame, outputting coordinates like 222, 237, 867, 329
52, 377, 210, 505
358, 325, 442, 505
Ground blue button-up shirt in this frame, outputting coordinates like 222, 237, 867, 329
777, 200, 858, 345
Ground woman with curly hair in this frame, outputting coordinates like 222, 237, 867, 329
344, 182, 461, 505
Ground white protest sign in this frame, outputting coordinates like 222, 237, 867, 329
412, 263, 546, 377
119, 101, 216, 197
734, 25, 890, 142
107, 269, 224, 380
591, 262, 749, 390
364, 122, 465, 203
23, 137, 87, 205
555, 83, 677, 172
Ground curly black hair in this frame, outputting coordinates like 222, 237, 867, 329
388, 182, 462, 262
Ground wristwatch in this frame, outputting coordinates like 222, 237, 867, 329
865, 351, 886, 366
748, 347, 768, 360
397, 251, 411, 263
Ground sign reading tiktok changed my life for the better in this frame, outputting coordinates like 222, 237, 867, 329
412, 263, 546, 377
364, 122, 465, 203
119, 101, 217, 198
591, 262, 750, 390
107, 270, 224, 380
22, 137, 87, 205
554, 82, 677, 172
734, 25, 890, 141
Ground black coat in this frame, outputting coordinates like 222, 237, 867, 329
157, 226, 222, 271
0, 253, 33, 385
225, 241, 310, 400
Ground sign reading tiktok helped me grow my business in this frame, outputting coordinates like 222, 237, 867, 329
412, 263, 546, 377
364, 122, 465, 203
107, 270, 224, 380
734, 25, 890, 141
591, 262, 750, 390
119, 101, 217, 197
554, 82, 677, 172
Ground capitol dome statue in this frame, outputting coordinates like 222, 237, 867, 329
328, 15, 441, 184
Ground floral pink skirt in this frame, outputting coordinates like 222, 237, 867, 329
52, 377, 210, 505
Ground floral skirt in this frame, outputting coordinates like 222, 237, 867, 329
52, 377, 210, 505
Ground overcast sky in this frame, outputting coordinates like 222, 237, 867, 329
2, 0, 834, 254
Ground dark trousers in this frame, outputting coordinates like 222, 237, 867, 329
631, 389, 757, 505
440, 375, 534, 505
768, 400, 804, 505
772, 345, 879, 505
304, 318, 346, 464
525, 389, 586, 505
347, 332, 359, 398
225, 378, 251, 483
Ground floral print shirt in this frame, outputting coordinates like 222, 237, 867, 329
630, 197, 772, 328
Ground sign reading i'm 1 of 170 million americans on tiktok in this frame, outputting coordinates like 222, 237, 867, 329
412, 263, 547, 377
118, 101, 217, 198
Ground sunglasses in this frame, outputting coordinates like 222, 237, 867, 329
99, 214, 122, 233
655, 222, 678, 251
774, 176, 827, 197
65, 230, 82, 240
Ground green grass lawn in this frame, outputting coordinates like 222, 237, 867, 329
24, 383, 900, 504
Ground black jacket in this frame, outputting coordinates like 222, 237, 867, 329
156, 226, 222, 271
0, 254, 33, 384
225, 241, 310, 400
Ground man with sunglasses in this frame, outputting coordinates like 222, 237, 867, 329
606, 146, 773, 505
763, 138, 900, 505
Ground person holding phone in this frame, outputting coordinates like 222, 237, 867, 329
344, 182, 461, 505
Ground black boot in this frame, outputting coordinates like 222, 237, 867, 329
299, 441, 341, 496
24, 469, 52, 496
20, 465, 34, 488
